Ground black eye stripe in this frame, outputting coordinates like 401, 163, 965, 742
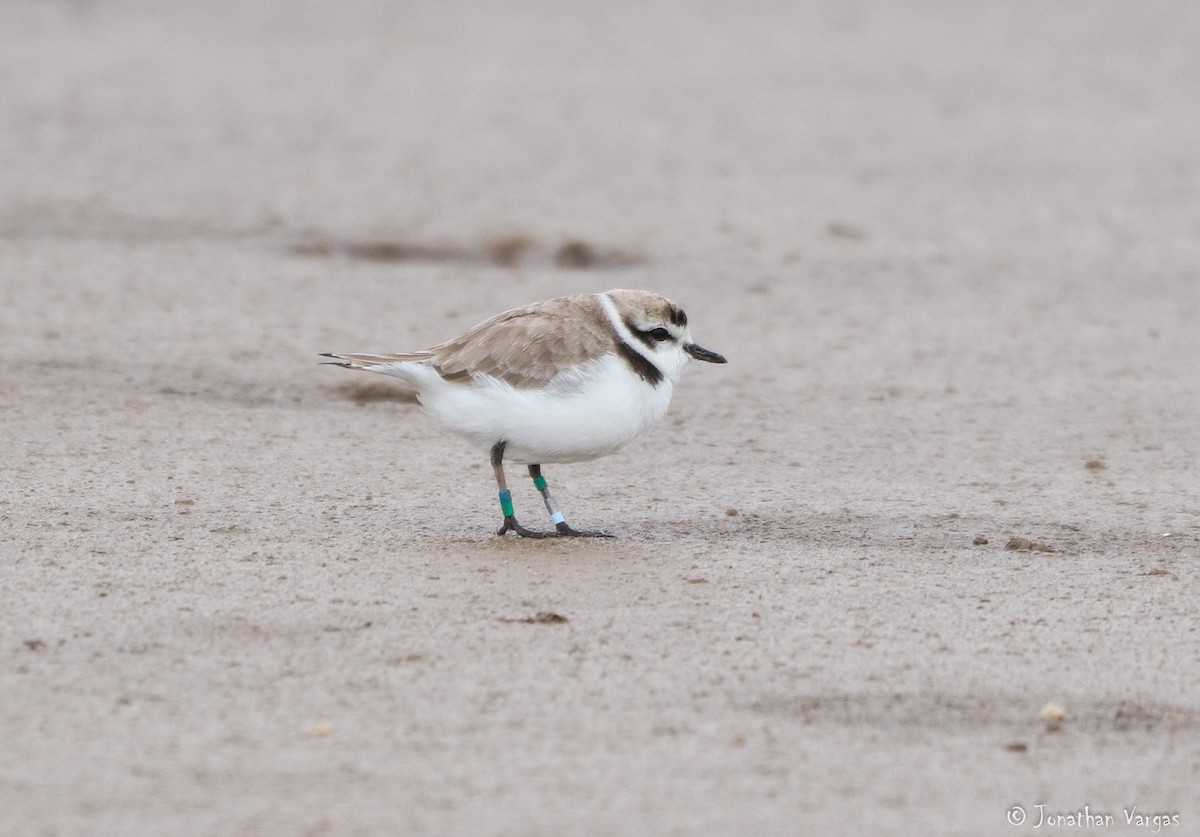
624, 319, 675, 348
613, 319, 666, 385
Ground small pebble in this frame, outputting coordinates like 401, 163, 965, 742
1038, 702, 1067, 730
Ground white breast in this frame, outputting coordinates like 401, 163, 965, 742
419, 354, 675, 464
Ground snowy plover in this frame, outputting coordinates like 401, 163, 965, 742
322, 289, 726, 537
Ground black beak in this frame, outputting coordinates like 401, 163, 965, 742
685, 343, 727, 364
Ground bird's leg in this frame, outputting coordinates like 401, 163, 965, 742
492, 442, 549, 538
528, 464, 613, 538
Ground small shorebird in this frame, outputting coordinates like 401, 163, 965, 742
322, 289, 726, 537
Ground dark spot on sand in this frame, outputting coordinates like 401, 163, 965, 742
488, 234, 534, 266
290, 236, 483, 264
500, 611, 568, 625
555, 239, 641, 269
347, 241, 467, 263
290, 234, 642, 269
827, 221, 867, 240
556, 240, 596, 268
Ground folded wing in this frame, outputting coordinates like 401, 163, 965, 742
429, 299, 612, 388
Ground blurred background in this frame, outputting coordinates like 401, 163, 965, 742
6, 0, 1198, 269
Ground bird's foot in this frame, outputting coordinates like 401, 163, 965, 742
554, 521, 614, 538
497, 516, 552, 539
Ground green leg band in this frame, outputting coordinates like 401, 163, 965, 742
533, 475, 548, 491
498, 489, 514, 518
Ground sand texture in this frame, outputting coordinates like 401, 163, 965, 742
3, 2, 1199, 835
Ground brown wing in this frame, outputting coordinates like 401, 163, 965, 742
429, 296, 612, 388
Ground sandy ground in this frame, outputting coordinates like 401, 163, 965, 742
3, 2, 1199, 835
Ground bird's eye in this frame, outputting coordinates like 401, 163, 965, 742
648, 327, 672, 342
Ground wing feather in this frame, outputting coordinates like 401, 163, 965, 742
429, 296, 612, 388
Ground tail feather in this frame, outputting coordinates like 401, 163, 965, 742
320, 351, 433, 369
319, 352, 440, 393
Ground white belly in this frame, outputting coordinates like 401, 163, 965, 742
419, 355, 675, 464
